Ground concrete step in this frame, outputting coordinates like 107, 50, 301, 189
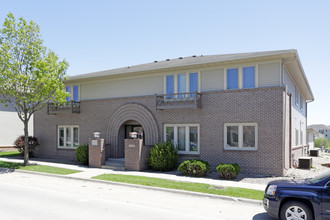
102, 158, 125, 170
101, 164, 125, 171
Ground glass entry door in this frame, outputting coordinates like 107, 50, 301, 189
125, 125, 144, 141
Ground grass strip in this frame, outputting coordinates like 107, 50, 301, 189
92, 174, 264, 200
0, 151, 22, 158
0, 161, 80, 175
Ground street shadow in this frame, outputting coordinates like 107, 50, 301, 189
0, 167, 15, 174
253, 213, 275, 220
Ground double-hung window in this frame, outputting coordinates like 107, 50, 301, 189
224, 123, 258, 150
165, 72, 199, 98
164, 124, 200, 154
66, 85, 79, 102
226, 66, 256, 90
58, 125, 79, 148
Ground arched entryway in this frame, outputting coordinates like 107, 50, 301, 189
106, 103, 159, 158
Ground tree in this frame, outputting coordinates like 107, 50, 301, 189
0, 13, 69, 166
314, 137, 329, 149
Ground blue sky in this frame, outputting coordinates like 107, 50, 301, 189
1, 0, 329, 125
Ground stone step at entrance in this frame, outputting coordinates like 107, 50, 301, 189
101, 158, 125, 171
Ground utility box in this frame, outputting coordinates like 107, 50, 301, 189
309, 149, 320, 157
89, 132, 106, 168
124, 139, 149, 171
298, 157, 312, 169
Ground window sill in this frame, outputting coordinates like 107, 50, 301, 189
178, 151, 200, 155
57, 147, 78, 150
224, 147, 258, 151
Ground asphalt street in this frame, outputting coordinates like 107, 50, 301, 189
0, 170, 272, 220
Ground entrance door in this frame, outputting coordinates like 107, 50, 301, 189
125, 125, 144, 141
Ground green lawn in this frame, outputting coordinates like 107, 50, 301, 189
92, 174, 264, 200
0, 151, 22, 157
0, 161, 80, 175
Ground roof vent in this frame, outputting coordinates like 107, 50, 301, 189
154, 61, 158, 63
179, 57, 183, 59
192, 55, 196, 57
166, 59, 170, 61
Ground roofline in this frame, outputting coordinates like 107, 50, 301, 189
66, 49, 297, 82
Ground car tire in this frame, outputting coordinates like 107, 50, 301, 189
280, 200, 314, 220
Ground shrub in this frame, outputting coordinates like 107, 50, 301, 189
178, 159, 210, 176
216, 163, 241, 179
149, 141, 178, 171
76, 144, 89, 165
14, 135, 39, 157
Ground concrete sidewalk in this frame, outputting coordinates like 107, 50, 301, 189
0, 157, 266, 191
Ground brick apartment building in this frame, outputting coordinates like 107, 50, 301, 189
33, 49, 314, 176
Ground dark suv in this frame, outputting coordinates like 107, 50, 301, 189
263, 171, 330, 220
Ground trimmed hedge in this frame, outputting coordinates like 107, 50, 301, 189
76, 144, 89, 165
178, 159, 210, 176
148, 141, 178, 171
216, 163, 241, 180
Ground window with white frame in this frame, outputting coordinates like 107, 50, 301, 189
164, 124, 199, 154
295, 86, 300, 107
165, 72, 199, 98
224, 123, 258, 150
300, 95, 304, 110
66, 85, 79, 102
58, 126, 79, 148
226, 66, 256, 90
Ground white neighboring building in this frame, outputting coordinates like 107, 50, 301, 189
308, 124, 330, 141
307, 128, 324, 150
0, 103, 33, 149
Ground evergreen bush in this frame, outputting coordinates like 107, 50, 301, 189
148, 141, 178, 171
76, 144, 89, 165
178, 159, 210, 176
216, 163, 241, 179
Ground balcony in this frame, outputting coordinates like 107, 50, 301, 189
47, 101, 80, 115
155, 92, 201, 110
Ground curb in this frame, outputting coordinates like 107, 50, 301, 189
10, 168, 262, 206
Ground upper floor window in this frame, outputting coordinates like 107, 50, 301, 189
295, 86, 300, 107
66, 85, 79, 102
300, 94, 304, 110
226, 66, 256, 90
243, 67, 255, 88
227, 68, 238, 89
165, 72, 199, 97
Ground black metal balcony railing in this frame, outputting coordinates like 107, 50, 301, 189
47, 101, 80, 115
155, 91, 201, 110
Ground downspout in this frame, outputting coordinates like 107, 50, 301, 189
288, 93, 292, 168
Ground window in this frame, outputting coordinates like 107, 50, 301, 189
227, 68, 238, 89
300, 95, 304, 110
224, 123, 258, 150
166, 75, 175, 98
164, 124, 200, 154
190, 72, 198, 97
165, 72, 199, 97
295, 86, 300, 107
58, 126, 79, 148
66, 85, 79, 102
295, 128, 299, 146
226, 66, 256, 90
243, 67, 255, 88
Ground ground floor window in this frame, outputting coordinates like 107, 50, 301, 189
224, 123, 258, 150
164, 124, 200, 154
58, 125, 79, 148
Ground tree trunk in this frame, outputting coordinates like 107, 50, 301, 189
23, 119, 29, 166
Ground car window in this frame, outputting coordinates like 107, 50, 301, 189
309, 171, 330, 184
